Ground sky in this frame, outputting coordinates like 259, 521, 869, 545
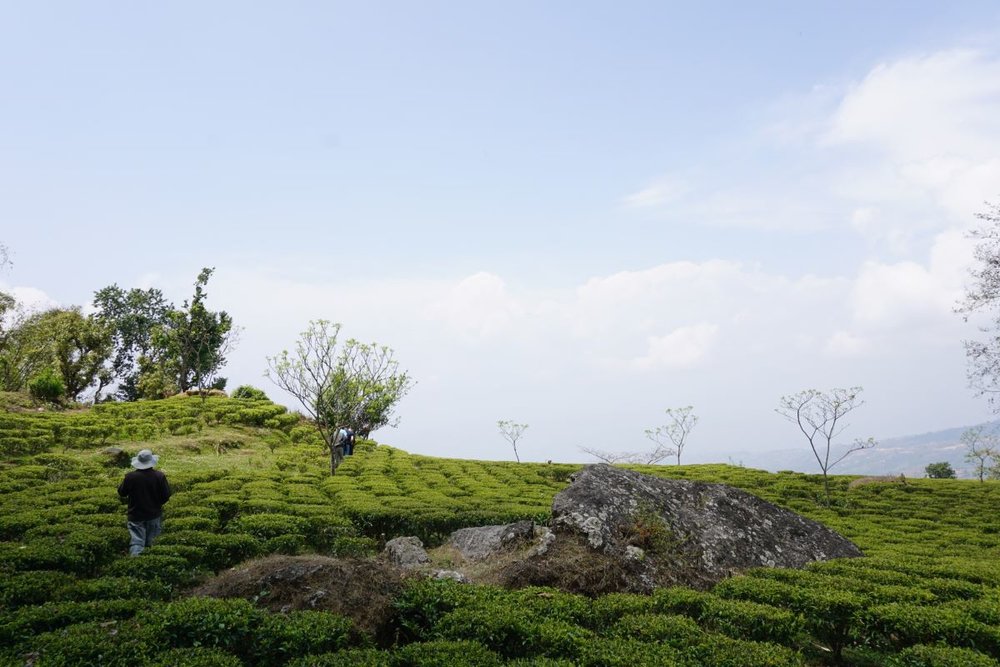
3, 2, 1000, 464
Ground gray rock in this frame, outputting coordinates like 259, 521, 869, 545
432, 570, 468, 583
382, 536, 430, 569
447, 520, 536, 561
550, 464, 862, 588
529, 526, 556, 557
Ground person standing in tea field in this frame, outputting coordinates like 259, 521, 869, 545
117, 449, 172, 556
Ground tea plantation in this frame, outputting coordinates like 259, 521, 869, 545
1, 394, 999, 666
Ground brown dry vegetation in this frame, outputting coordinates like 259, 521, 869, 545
189, 555, 406, 642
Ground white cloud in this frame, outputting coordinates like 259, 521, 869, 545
427, 272, 524, 340
622, 175, 690, 208
850, 259, 959, 331
630, 323, 719, 370
0, 284, 59, 312
827, 50, 1000, 163
824, 330, 870, 358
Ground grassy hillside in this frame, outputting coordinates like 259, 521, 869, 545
1, 395, 999, 666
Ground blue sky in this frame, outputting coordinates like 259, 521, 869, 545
3, 2, 1000, 464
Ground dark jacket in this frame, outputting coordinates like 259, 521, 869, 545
118, 469, 172, 521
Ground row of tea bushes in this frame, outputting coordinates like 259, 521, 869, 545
0, 395, 301, 456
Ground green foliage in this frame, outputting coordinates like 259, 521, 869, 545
393, 639, 503, 666
149, 647, 244, 667
286, 648, 391, 666
926, 462, 957, 479
142, 598, 355, 666
232, 384, 270, 400
28, 367, 65, 403
890, 644, 1000, 667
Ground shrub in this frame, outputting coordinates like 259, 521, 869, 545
575, 637, 687, 666
228, 513, 308, 540
55, 576, 171, 602
701, 597, 806, 645
0, 599, 144, 648
682, 636, 807, 667
434, 604, 594, 660
0, 570, 76, 607
148, 647, 244, 667
607, 613, 704, 647
21, 619, 151, 667
232, 385, 270, 401
28, 368, 65, 404
253, 610, 355, 664
286, 649, 391, 666
890, 644, 1000, 667
393, 639, 503, 666
143, 597, 267, 662
105, 553, 205, 587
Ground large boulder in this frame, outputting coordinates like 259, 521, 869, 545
535, 464, 861, 590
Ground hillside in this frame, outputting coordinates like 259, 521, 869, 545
1, 395, 1000, 666
730, 421, 1000, 478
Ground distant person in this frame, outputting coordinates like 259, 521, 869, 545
345, 428, 356, 456
117, 448, 172, 556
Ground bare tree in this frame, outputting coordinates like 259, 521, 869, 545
497, 420, 528, 463
776, 387, 876, 499
962, 425, 1000, 482
645, 406, 698, 465
0, 243, 10, 272
578, 446, 651, 465
958, 201, 1000, 409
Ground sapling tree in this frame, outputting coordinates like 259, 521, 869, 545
644, 406, 698, 465
497, 420, 528, 463
962, 425, 999, 482
776, 387, 876, 500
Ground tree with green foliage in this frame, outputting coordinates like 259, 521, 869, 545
961, 425, 999, 482
497, 420, 528, 463
320, 339, 413, 438
149, 268, 235, 396
93, 269, 234, 400
0, 294, 57, 393
28, 308, 112, 401
924, 461, 956, 479
267, 320, 412, 474
92, 284, 170, 400
776, 387, 876, 499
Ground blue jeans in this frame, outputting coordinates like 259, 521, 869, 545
127, 516, 163, 556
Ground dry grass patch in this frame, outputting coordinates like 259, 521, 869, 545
189, 555, 405, 641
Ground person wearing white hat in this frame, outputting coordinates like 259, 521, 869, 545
117, 449, 172, 556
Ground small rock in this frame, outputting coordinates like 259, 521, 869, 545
432, 570, 468, 583
447, 520, 535, 561
529, 527, 556, 557
382, 536, 429, 569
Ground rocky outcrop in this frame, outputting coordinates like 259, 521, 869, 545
544, 464, 862, 590
447, 520, 536, 561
